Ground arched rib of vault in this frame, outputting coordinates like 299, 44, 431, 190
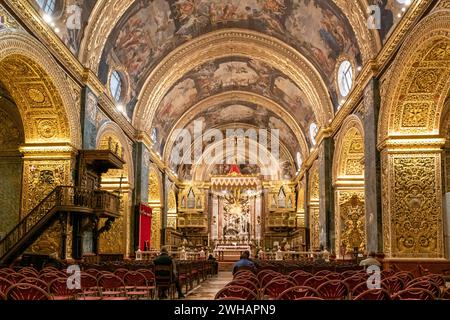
0, 31, 81, 147
378, 9, 450, 144
176, 125, 295, 182
133, 29, 333, 133
80, 0, 375, 74
162, 91, 309, 166
78, 0, 134, 69
189, 136, 294, 182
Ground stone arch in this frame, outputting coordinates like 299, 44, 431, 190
80, 0, 377, 73
378, 9, 450, 258
96, 122, 135, 186
0, 31, 81, 147
379, 10, 450, 142
162, 91, 309, 165
333, 115, 365, 183
332, 115, 366, 258
133, 29, 334, 132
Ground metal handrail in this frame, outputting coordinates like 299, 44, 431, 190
0, 186, 120, 261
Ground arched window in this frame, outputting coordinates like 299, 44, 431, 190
109, 71, 123, 102
310, 123, 319, 146
36, 0, 56, 15
337, 60, 353, 97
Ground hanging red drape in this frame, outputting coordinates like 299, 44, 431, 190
139, 203, 152, 251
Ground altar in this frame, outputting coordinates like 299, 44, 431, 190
209, 165, 263, 248
213, 244, 251, 262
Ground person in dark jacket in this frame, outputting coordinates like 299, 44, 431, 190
153, 246, 185, 299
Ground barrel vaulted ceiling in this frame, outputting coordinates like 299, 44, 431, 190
29, 0, 414, 179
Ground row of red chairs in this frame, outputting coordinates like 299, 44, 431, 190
0, 267, 156, 300
214, 268, 450, 300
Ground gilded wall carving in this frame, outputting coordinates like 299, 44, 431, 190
386, 155, 443, 258
308, 165, 320, 250
149, 168, 162, 249
21, 160, 72, 256
0, 32, 82, 147
335, 191, 366, 255
310, 207, 320, 250
167, 189, 177, 230
0, 160, 22, 238
22, 161, 70, 215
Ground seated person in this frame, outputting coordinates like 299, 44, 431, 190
359, 251, 382, 268
153, 246, 185, 299
232, 250, 256, 275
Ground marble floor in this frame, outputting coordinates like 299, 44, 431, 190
185, 272, 233, 300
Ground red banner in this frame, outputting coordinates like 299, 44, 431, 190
139, 203, 152, 251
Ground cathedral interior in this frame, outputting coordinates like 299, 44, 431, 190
0, 0, 450, 301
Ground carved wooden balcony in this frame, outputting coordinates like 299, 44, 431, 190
266, 212, 298, 231
177, 214, 208, 231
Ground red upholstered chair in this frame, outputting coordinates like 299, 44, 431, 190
424, 274, 446, 288
381, 276, 404, 295
303, 276, 329, 289
343, 275, 366, 294
258, 270, 277, 283
98, 273, 128, 300
136, 269, 155, 286
6, 283, 52, 301
19, 277, 49, 291
39, 272, 63, 284
48, 278, 79, 300
317, 280, 349, 300
227, 280, 259, 295
0, 277, 14, 295
292, 272, 313, 286
442, 287, 450, 300
19, 268, 38, 278
381, 269, 396, 279
315, 270, 332, 277
325, 273, 343, 281
406, 281, 441, 299
217, 297, 247, 300
296, 296, 325, 300
5, 273, 26, 283
214, 286, 257, 300
352, 282, 387, 298
234, 270, 254, 278
341, 270, 358, 278
123, 271, 153, 299
262, 278, 296, 300
353, 289, 391, 300
77, 273, 101, 300
394, 271, 415, 285
85, 268, 101, 277
0, 291, 5, 300
40, 267, 59, 275
113, 268, 129, 280
276, 286, 319, 300
260, 272, 282, 288
393, 288, 436, 300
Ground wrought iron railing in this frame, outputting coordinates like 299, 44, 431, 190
0, 186, 120, 263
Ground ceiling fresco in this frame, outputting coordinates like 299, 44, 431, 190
151, 56, 316, 151
98, 0, 363, 112
166, 101, 301, 159
177, 147, 296, 181
370, 0, 410, 42
30, 0, 96, 54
